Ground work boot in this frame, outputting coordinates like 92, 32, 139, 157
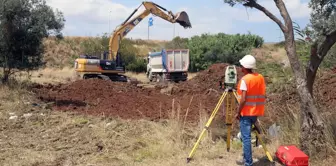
236, 154, 245, 165
236, 159, 245, 165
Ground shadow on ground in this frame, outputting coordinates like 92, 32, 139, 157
253, 156, 282, 166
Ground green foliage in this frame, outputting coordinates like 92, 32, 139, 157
78, 34, 146, 72
293, 22, 312, 68
186, 33, 264, 72
118, 38, 146, 72
309, 0, 336, 38
257, 60, 293, 93
0, 0, 65, 82
165, 37, 189, 49
321, 44, 336, 68
126, 58, 146, 73
307, 0, 336, 69
80, 37, 104, 56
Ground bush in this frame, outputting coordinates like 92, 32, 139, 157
321, 44, 336, 69
126, 58, 147, 73
69, 32, 264, 73
187, 33, 264, 72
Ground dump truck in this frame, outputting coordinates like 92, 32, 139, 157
146, 49, 189, 82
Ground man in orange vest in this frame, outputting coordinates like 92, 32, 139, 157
235, 55, 266, 166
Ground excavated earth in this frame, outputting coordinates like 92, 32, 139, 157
32, 63, 244, 123
31, 63, 336, 124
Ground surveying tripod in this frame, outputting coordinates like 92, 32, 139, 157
186, 65, 274, 163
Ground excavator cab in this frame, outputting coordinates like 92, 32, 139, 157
174, 11, 192, 29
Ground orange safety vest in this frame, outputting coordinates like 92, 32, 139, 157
236, 73, 266, 116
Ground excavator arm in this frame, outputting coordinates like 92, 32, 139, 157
108, 1, 192, 60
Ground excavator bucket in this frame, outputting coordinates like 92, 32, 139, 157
174, 11, 192, 28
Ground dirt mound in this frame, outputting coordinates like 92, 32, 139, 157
32, 80, 222, 123
32, 63, 242, 123
173, 63, 244, 95
33, 79, 173, 121
316, 71, 336, 108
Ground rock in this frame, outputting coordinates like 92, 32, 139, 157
268, 123, 280, 138
160, 84, 176, 95
23, 113, 33, 118
31, 103, 39, 107
105, 123, 112, 127
9, 116, 18, 120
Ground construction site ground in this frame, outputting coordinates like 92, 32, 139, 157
1, 63, 336, 166
32, 64, 244, 123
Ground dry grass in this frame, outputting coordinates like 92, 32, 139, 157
42, 37, 169, 68
188, 72, 198, 80
0, 84, 288, 166
252, 44, 289, 67
0, 86, 335, 166
125, 72, 149, 83
13, 67, 78, 84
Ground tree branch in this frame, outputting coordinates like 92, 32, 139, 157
306, 29, 336, 95
274, 0, 292, 30
243, 0, 287, 32
318, 30, 336, 59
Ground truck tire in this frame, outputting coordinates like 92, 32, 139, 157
148, 70, 153, 82
157, 74, 167, 83
156, 74, 162, 82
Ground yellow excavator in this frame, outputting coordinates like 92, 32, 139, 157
74, 1, 192, 82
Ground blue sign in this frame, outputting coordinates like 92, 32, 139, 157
148, 17, 153, 27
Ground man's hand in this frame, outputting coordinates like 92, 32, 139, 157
236, 90, 246, 121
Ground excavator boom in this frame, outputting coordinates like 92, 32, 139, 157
108, 1, 192, 60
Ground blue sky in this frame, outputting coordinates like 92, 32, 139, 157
46, 0, 311, 42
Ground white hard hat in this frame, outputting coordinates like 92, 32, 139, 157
239, 55, 256, 69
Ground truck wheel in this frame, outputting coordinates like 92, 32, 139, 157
156, 74, 162, 82
158, 74, 166, 82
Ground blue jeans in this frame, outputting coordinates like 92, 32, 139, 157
240, 116, 257, 166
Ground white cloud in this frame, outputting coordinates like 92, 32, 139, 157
221, 0, 311, 23
45, 0, 311, 41
46, 0, 133, 23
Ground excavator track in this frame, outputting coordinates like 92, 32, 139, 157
83, 74, 128, 82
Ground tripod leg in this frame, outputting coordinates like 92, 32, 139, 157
187, 91, 228, 163
253, 125, 274, 162
226, 92, 234, 152
233, 91, 239, 103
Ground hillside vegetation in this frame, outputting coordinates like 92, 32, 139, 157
43, 33, 264, 72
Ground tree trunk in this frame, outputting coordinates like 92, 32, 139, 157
306, 30, 336, 95
238, 0, 333, 158
2, 68, 10, 83
283, 23, 327, 158
306, 45, 321, 95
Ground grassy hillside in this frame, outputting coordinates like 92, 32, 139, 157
42, 37, 168, 68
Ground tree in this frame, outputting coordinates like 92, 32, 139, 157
305, 0, 336, 95
0, 0, 65, 83
223, 0, 334, 157
165, 36, 189, 49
